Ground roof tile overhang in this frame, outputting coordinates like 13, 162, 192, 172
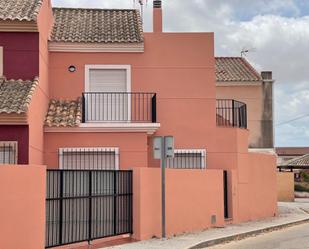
0, 76, 39, 124
215, 57, 262, 83
0, 0, 43, 21
49, 7, 144, 52
281, 153, 309, 167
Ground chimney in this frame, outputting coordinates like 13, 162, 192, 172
261, 71, 275, 149
261, 71, 273, 81
153, 0, 162, 33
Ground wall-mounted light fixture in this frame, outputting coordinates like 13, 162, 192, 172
68, 65, 76, 73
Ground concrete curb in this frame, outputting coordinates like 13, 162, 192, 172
188, 217, 309, 249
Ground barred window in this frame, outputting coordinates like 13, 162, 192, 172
0, 141, 18, 164
167, 149, 206, 169
59, 147, 119, 170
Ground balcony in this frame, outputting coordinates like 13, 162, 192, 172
216, 99, 247, 129
82, 92, 157, 123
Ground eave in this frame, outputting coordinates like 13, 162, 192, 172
44, 123, 160, 135
216, 81, 263, 86
0, 20, 38, 32
0, 113, 28, 125
48, 41, 144, 53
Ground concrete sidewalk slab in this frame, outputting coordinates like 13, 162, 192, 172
103, 201, 309, 249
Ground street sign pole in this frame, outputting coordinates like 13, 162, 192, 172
153, 136, 174, 239
161, 137, 166, 238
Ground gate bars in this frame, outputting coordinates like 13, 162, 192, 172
45, 170, 133, 248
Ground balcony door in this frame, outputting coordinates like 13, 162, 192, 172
85, 65, 131, 122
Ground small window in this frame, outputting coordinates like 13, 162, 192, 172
167, 149, 206, 169
59, 147, 119, 170
0, 141, 18, 164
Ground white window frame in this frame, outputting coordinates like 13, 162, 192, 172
85, 65, 131, 93
59, 147, 120, 170
84, 65, 132, 122
0, 46, 3, 76
0, 141, 18, 164
169, 149, 207, 169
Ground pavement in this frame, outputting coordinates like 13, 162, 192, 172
210, 222, 309, 249
103, 199, 309, 249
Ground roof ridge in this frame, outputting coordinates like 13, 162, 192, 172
52, 7, 138, 11
215, 56, 242, 59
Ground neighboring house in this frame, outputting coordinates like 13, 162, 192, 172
216, 57, 275, 150
0, 0, 277, 247
278, 153, 309, 182
276, 147, 309, 165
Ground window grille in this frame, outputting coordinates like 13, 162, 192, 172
0, 141, 17, 164
167, 149, 206, 169
59, 147, 119, 170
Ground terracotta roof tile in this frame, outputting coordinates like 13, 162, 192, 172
282, 154, 309, 167
45, 98, 82, 127
216, 57, 262, 82
51, 8, 144, 44
0, 76, 38, 114
0, 0, 43, 21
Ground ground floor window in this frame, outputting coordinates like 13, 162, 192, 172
59, 147, 119, 170
167, 149, 206, 169
0, 141, 17, 164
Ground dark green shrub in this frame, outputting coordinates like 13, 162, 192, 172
295, 184, 309, 192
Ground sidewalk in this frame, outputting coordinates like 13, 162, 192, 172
103, 200, 309, 249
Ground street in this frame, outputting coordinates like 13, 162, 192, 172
210, 222, 309, 249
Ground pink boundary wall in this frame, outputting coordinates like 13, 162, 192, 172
132, 168, 225, 240
133, 153, 277, 241
0, 165, 46, 249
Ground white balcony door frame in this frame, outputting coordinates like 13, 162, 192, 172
85, 65, 132, 122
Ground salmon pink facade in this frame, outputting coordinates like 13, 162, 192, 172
0, 0, 277, 247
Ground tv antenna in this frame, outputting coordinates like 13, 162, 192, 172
133, 0, 148, 23
241, 47, 256, 57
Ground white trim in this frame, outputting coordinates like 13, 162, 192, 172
0, 20, 38, 32
44, 123, 161, 135
0, 46, 3, 76
85, 64, 132, 122
172, 149, 207, 169
59, 147, 120, 170
85, 65, 131, 92
248, 148, 276, 155
49, 42, 144, 53
216, 82, 262, 87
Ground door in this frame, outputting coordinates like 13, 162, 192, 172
86, 67, 130, 122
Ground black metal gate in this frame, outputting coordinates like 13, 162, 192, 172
45, 170, 133, 248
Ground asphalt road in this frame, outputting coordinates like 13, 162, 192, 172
210, 222, 309, 249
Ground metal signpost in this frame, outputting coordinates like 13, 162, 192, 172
153, 136, 174, 238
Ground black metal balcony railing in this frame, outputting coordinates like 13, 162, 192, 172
216, 99, 247, 129
82, 92, 157, 123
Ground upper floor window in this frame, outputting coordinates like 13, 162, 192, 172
59, 147, 119, 170
167, 149, 206, 169
0, 141, 18, 164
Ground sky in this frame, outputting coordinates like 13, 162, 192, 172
52, 0, 309, 147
